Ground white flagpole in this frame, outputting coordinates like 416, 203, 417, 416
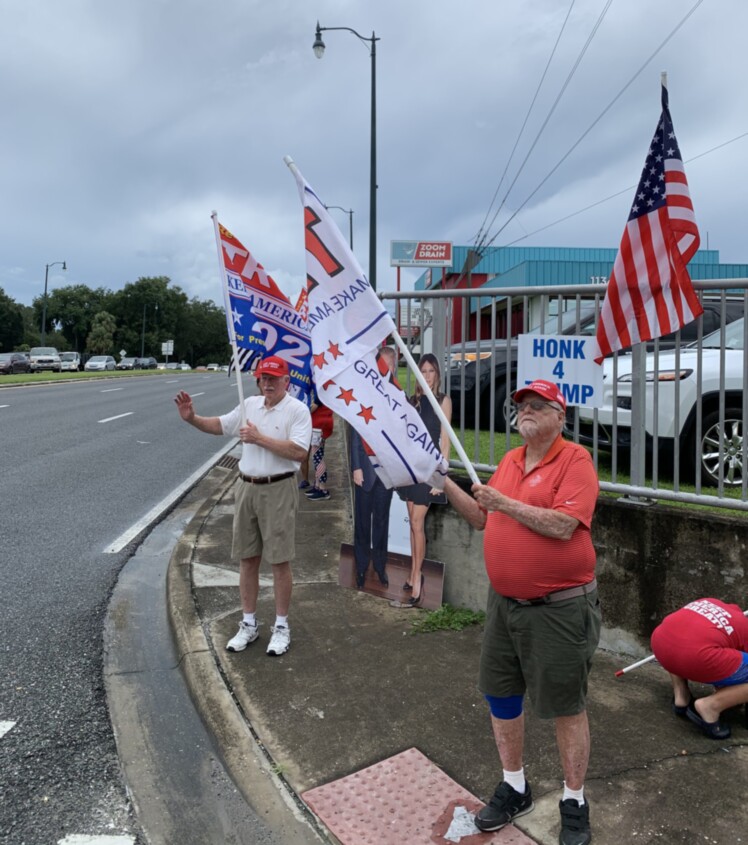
389, 331, 481, 486
212, 211, 247, 426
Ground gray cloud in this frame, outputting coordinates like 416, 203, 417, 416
1, 0, 746, 309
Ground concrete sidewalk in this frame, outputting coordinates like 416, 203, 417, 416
167, 423, 748, 845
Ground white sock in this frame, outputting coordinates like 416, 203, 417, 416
242, 613, 256, 627
562, 782, 585, 805
274, 615, 288, 629
503, 768, 526, 794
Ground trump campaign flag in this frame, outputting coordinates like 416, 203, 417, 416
594, 83, 702, 363
284, 156, 449, 490
212, 216, 312, 404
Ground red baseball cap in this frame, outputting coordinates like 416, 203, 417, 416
513, 379, 566, 411
255, 355, 289, 378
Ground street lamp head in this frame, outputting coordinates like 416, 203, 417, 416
313, 23, 325, 58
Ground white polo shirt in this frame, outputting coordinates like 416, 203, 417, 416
219, 393, 312, 477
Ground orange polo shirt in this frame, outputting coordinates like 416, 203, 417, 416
483, 435, 598, 599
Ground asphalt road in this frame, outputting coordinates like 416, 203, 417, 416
0, 373, 250, 844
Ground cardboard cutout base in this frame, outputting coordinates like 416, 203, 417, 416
338, 542, 444, 610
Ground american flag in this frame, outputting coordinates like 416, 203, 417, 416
594, 84, 702, 362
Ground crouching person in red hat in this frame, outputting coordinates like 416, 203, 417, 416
444, 379, 600, 845
174, 354, 311, 656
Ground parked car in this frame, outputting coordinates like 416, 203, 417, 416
177, 362, 192, 371
206, 363, 220, 371
569, 317, 747, 486
219, 365, 229, 372
117, 357, 138, 370
165, 362, 179, 370
0, 352, 32, 375
85, 355, 117, 371
29, 346, 62, 373
59, 352, 82, 372
156, 362, 167, 370
135, 357, 158, 369
449, 297, 745, 432
449, 306, 597, 431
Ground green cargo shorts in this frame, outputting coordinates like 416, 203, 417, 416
478, 587, 601, 719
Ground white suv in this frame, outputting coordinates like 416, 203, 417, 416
29, 347, 61, 372
571, 318, 745, 486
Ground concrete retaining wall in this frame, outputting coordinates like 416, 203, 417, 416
429, 478, 748, 657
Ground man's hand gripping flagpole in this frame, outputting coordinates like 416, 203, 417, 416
212, 210, 247, 426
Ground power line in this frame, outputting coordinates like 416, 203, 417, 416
502, 129, 748, 247
476, 0, 614, 253
472, 0, 577, 249
479, 0, 705, 254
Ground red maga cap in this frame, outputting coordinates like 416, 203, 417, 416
255, 355, 289, 377
512, 379, 566, 411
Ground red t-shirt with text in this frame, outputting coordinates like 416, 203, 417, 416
651, 598, 748, 683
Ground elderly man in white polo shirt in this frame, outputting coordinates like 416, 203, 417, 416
175, 355, 312, 656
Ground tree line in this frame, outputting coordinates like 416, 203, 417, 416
0, 276, 231, 365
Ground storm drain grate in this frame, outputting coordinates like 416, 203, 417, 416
216, 455, 239, 470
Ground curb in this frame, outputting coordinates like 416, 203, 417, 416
165, 464, 327, 845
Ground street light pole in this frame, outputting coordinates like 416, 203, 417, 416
140, 302, 158, 358
314, 22, 379, 290
324, 205, 354, 250
41, 260, 67, 345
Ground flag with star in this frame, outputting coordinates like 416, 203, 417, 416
594, 83, 702, 362
286, 157, 449, 489
216, 220, 312, 404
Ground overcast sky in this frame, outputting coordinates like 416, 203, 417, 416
2, 0, 746, 310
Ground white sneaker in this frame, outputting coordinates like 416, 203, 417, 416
226, 621, 259, 652
266, 625, 290, 656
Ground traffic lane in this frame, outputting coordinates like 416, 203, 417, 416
0, 376, 258, 843
0, 374, 249, 473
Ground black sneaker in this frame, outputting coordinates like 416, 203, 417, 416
474, 781, 533, 832
559, 798, 591, 845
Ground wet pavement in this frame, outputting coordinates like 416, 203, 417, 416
167, 423, 748, 845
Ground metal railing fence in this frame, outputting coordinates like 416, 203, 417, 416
383, 280, 748, 511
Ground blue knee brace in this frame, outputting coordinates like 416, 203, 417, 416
485, 693, 524, 719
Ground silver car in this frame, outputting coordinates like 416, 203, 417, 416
85, 355, 117, 372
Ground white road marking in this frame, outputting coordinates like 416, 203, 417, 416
165, 379, 179, 383
58, 836, 136, 844
0, 404, 9, 409
103, 439, 239, 553
0, 721, 16, 739
100, 388, 124, 393
191, 392, 205, 397
98, 412, 133, 424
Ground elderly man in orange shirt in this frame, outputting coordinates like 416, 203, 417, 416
445, 379, 600, 845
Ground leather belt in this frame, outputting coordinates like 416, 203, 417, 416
239, 471, 295, 485
510, 578, 597, 606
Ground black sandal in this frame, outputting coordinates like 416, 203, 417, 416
672, 695, 694, 718
686, 702, 731, 739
